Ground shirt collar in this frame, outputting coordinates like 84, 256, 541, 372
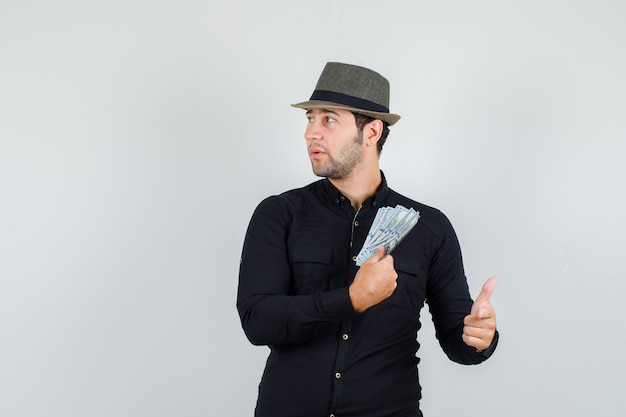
321, 170, 391, 208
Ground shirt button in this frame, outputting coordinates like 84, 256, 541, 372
352, 256, 357, 262
354, 220, 359, 226
342, 333, 349, 341
335, 372, 342, 379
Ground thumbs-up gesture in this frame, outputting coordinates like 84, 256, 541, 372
462, 277, 497, 351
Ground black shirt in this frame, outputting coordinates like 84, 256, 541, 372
237, 173, 497, 417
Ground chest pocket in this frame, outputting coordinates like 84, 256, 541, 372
288, 244, 332, 294
391, 254, 426, 312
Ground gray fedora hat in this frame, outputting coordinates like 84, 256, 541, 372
292, 62, 401, 125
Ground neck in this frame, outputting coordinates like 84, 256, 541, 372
329, 165, 382, 211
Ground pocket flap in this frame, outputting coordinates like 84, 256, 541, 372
393, 254, 420, 275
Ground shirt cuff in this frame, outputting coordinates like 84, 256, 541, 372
320, 287, 358, 322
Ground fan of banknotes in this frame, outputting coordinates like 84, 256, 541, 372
355, 205, 420, 266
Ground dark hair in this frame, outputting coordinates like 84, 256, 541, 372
354, 113, 390, 155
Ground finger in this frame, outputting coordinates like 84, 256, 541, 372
470, 277, 497, 317
464, 308, 494, 327
462, 333, 491, 351
367, 245, 388, 263
478, 304, 495, 320
469, 305, 495, 321
475, 276, 497, 305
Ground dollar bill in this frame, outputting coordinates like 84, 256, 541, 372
355, 205, 420, 266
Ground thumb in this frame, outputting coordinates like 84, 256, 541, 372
368, 245, 388, 263
471, 276, 497, 317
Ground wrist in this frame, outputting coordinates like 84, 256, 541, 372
348, 284, 366, 313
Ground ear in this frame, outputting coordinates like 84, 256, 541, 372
364, 119, 383, 148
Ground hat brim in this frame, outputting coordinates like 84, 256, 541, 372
291, 100, 401, 126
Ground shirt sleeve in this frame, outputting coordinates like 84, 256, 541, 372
236, 196, 357, 346
426, 212, 498, 364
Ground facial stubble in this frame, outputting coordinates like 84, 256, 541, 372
311, 130, 365, 180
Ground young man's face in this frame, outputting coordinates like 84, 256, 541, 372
304, 108, 364, 180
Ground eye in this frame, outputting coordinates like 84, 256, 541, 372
325, 116, 336, 123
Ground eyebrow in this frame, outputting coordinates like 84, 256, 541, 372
305, 108, 341, 117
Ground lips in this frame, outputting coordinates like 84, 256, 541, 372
308, 146, 326, 159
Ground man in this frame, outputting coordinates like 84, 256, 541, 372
237, 62, 498, 417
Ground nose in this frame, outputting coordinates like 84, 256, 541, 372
304, 119, 322, 142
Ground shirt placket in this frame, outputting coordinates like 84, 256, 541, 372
329, 202, 371, 417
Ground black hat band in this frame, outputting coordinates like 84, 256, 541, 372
310, 89, 389, 113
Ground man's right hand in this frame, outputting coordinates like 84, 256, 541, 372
349, 246, 398, 313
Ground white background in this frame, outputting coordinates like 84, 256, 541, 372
1, 1, 625, 416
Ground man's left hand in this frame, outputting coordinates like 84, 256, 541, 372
462, 276, 497, 351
